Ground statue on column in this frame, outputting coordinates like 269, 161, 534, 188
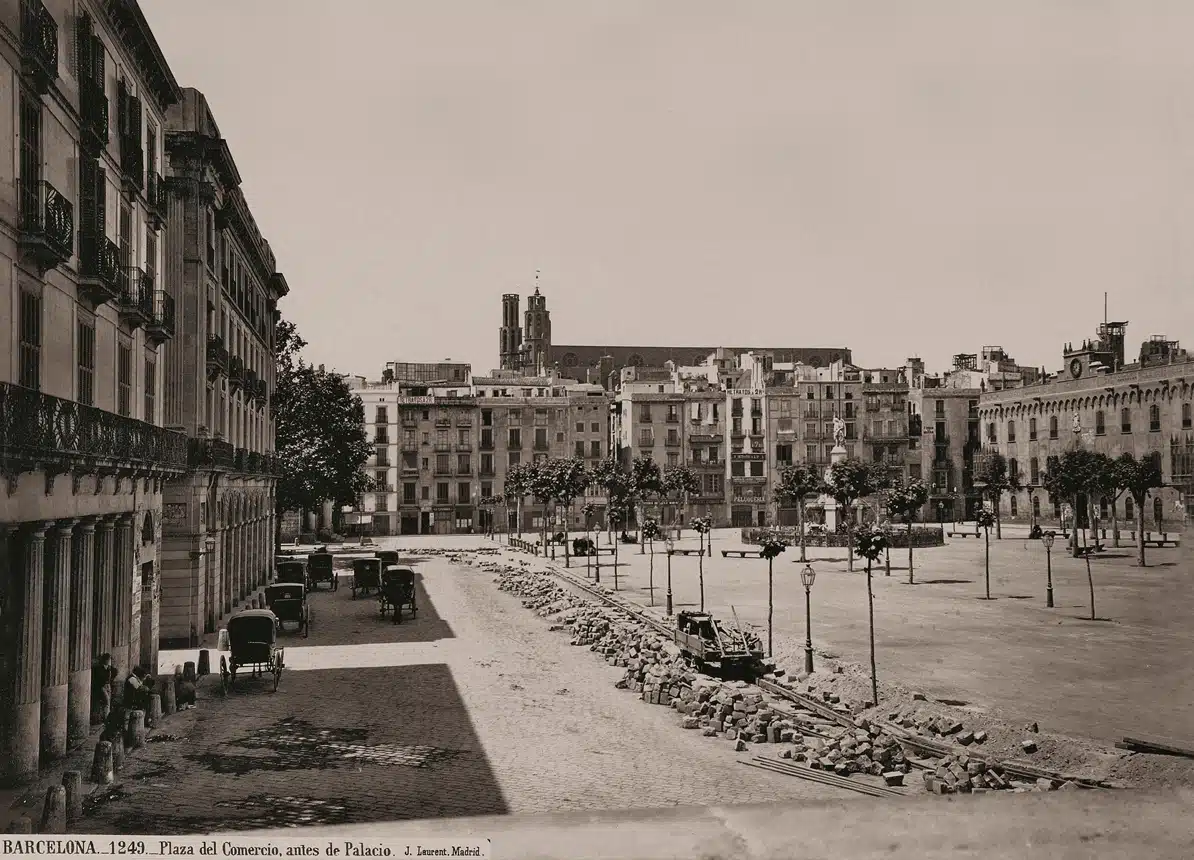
832, 415, 847, 449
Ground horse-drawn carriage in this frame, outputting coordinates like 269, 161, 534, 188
376, 550, 400, 567
307, 550, 338, 591
352, 558, 382, 598
220, 610, 285, 693
275, 558, 309, 593
264, 581, 309, 637
378, 565, 417, 624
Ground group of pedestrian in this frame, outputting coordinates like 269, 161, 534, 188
90, 655, 199, 744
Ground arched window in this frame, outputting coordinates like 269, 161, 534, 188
1049, 416, 1059, 439
1121, 408, 1132, 433
1125, 496, 1134, 520
1009, 495, 1018, 517
1183, 402, 1192, 429
1007, 420, 1016, 442
1095, 410, 1105, 435
1032, 495, 1041, 518
1149, 404, 1161, 432
1029, 417, 1038, 440
1029, 457, 1040, 483
987, 422, 997, 443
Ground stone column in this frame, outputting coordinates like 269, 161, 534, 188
41, 520, 76, 761
1, 523, 48, 785
256, 516, 265, 586
110, 515, 134, 678
68, 520, 97, 749
238, 520, 247, 600
268, 510, 277, 579
221, 527, 232, 616
92, 519, 115, 657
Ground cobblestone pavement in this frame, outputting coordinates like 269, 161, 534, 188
74, 549, 855, 834
565, 526, 1194, 745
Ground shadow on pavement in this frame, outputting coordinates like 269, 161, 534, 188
95, 664, 507, 834
914, 578, 974, 585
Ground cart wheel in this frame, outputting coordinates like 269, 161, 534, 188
273, 650, 284, 692
394, 604, 402, 625
220, 655, 229, 696
351, 583, 358, 599
229, 661, 238, 687
303, 609, 310, 638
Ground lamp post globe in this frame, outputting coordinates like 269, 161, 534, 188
800, 563, 816, 674
1041, 531, 1056, 608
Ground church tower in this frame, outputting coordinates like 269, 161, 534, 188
523, 275, 552, 375
499, 293, 522, 370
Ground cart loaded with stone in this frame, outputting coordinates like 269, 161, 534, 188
673, 610, 764, 677
221, 609, 285, 693
307, 550, 338, 591
264, 581, 310, 637
378, 565, 417, 624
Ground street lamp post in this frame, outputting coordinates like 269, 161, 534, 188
1042, 531, 1055, 608
800, 563, 816, 674
665, 537, 675, 616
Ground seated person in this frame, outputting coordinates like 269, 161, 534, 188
123, 665, 153, 712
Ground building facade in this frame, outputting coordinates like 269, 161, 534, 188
978, 324, 1194, 528
352, 371, 611, 535
156, 88, 288, 648
1, 0, 185, 784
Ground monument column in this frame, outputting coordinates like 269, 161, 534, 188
68, 519, 97, 748
41, 519, 76, 760
1, 523, 48, 785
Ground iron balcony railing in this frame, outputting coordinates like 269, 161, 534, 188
228, 355, 245, 391
20, 0, 58, 94
78, 232, 120, 305
206, 335, 229, 379
145, 290, 175, 344
80, 77, 108, 155
233, 447, 248, 471
1, 382, 187, 473
19, 179, 73, 272
117, 267, 153, 327
146, 171, 167, 229
186, 438, 235, 469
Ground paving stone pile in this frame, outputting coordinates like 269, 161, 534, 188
487, 557, 1094, 798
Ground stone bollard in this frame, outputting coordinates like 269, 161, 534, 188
111, 736, 125, 774
147, 694, 162, 727
5, 816, 33, 833
62, 771, 83, 823
184, 661, 197, 683
160, 677, 176, 715
40, 785, 66, 834
126, 710, 146, 750
197, 650, 211, 677
250, 598, 258, 610
91, 741, 114, 784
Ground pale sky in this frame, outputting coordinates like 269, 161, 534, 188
141, 1, 1194, 378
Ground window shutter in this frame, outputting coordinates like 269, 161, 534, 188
76, 14, 92, 81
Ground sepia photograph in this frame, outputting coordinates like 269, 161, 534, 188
1, 1, 1193, 857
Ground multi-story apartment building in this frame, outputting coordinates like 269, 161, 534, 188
910, 346, 1034, 522
351, 370, 610, 535
978, 322, 1194, 528
157, 88, 288, 648
0, 0, 186, 784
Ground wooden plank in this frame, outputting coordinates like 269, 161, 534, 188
756, 678, 856, 728
1120, 736, 1194, 760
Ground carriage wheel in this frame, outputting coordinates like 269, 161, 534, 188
303, 606, 310, 638
273, 650, 284, 692
410, 597, 417, 619
220, 655, 229, 696
351, 581, 358, 599
229, 660, 238, 687
332, 573, 339, 592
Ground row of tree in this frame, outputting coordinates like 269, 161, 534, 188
971, 448, 1164, 565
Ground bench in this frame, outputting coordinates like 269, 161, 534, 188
579, 546, 617, 556
722, 549, 764, 559
1144, 533, 1180, 548
947, 529, 981, 539
669, 548, 704, 556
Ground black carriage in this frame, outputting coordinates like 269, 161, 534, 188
352, 558, 382, 598
378, 566, 417, 624
375, 550, 401, 567
264, 582, 310, 637
307, 551, 338, 591
220, 610, 284, 693
275, 558, 310, 593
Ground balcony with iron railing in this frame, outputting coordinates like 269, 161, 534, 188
146, 171, 166, 230
228, 355, 245, 392
78, 231, 120, 306
433, 442, 451, 452
80, 76, 108, 156
434, 417, 451, 427
20, 0, 58, 95
244, 369, 260, 403
19, 179, 73, 275
533, 439, 550, 451
232, 447, 248, 471
117, 268, 153, 329
1, 382, 187, 476
206, 335, 229, 380
144, 290, 175, 345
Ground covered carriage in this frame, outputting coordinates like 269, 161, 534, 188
264, 581, 310, 637
307, 550, 338, 591
220, 610, 285, 693
378, 565, 417, 624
